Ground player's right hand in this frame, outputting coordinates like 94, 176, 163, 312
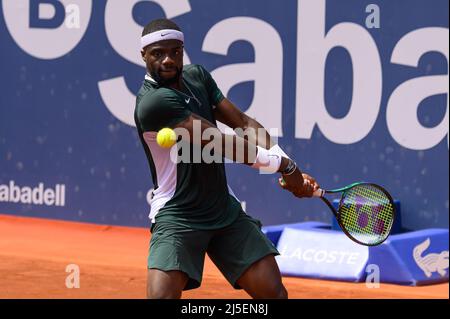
279, 169, 315, 198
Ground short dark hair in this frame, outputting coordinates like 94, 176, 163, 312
141, 18, 181, 37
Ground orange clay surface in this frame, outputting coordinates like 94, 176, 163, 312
0, 214, 448, 299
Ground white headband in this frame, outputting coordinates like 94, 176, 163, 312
141, 29, 184, 49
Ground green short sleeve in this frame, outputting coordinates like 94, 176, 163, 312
137, 89, 191, 132
197, 65, 225, 106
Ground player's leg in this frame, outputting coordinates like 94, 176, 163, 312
147, 222, 211, 299
207, 211, 287, 299
147, 269, 188, 299
235, 254, 287, 299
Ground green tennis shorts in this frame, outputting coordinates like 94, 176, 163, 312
147, 211, 279, 290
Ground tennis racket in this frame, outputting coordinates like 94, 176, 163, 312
282, 180, 395, 246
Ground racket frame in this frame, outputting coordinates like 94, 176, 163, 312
320, 182, 396, 246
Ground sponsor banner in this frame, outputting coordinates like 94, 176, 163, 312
263, 221, 331, 246
276, 227, 369, 281
0, 181, 65, 207
369, 229, 449, 285
0, 0, 448, 228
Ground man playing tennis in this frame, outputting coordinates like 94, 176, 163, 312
134, 18, 320, 299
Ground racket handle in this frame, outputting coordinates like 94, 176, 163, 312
313, 188, 325, 197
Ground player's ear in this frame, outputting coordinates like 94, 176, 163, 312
141, 49, 146, 62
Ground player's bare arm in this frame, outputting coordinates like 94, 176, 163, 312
174, 112, 315, 198
213, 98, 276, 149
212, 98, 319, 197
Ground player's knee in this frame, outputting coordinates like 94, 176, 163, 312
147, 281, 183, 299
276, 285, 288, 299
266, 283, 288, 299
257, 283, 288, 299
146, 269, 187, 299
147, 286, 182, 299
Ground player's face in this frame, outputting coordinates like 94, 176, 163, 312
142, 40, 184, 86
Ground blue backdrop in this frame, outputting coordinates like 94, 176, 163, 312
0, 0, 448, 230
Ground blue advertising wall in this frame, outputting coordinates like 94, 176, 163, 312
0, 0, 448, 230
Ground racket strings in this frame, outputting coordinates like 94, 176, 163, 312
338, 185, 394, 245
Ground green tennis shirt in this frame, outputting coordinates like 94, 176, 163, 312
134, 64, 242, 230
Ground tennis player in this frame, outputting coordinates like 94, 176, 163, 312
134, 18, 320, 299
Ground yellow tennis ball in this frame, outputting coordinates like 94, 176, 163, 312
156, 128, 177, 148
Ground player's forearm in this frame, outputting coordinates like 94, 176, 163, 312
200, 131, 291, 173
241, 116, 294, 163
236, 116, 276, 150
220, 134, 256, 164
219, 134, 295, 175
176, 114, 292, 173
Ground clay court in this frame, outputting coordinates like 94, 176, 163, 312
0, 214, 447, 299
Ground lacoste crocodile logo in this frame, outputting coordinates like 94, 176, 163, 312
413, 238, 449, 278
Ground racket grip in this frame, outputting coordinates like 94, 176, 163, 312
313, 188, 325, 197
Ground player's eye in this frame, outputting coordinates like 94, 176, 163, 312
152, 51, 162, 58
